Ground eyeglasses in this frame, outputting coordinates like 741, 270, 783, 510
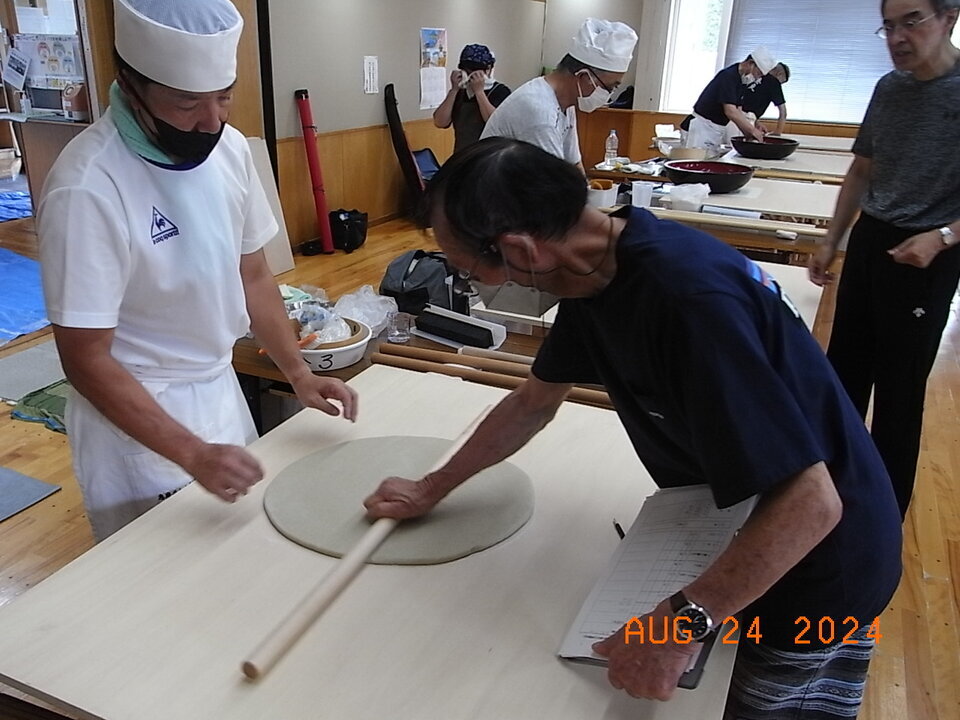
587, 68, 614, 93
875, 12, 937, 38
456, 244, 501, 282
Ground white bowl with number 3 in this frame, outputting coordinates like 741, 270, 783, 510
300, 319, 371, 372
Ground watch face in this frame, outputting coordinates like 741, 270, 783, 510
676, 608, 711, 640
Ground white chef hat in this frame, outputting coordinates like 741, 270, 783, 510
568, 18, 638, 73
750, 45, 778, 75
114, 0, 243, 93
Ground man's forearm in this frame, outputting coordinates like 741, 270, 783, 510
425, 377, 571, 497
241, 250, 312, 384
682, 462, 842, 622
825, 156, 871, 247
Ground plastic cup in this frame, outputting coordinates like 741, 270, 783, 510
386, 311, 412, 344
631, 181, 654, 208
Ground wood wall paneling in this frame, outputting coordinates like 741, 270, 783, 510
276, 118, 454, 247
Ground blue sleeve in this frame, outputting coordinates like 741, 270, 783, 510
531, 302, 601, 385
667, 292, 826, 507
771, 79, 785, 107
715, 69, 744, 107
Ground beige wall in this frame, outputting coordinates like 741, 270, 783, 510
269, 0, 546, 137
540, 0, 644, 81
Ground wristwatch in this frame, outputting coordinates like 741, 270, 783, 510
938, 226, 957, 247
669, 591, 715, 641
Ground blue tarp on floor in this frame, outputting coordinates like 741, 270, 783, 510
0, 247, 49, 346
0, 191, 32, 222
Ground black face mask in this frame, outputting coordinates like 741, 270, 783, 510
150, 114, 224, 163
125, 79, 224, 163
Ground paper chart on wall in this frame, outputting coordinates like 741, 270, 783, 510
419, 27, 447, 110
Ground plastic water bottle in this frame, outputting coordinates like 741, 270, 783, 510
604, 129, 619, 164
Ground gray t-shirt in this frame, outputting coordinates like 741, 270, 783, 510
854, 60, 960, 230
480, 76, 581, 164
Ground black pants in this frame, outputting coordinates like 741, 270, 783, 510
828, 213, 960, 517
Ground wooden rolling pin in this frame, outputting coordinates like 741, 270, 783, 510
459, 346, 535, 366
370, 352, 614, 410
241, 407, 491, 681
648, 207, 827, 239
377, 342, 530, 379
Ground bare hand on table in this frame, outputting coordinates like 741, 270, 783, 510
290, 374, 359, 422
808, 243, 839, 286
363, 474, 445, 520
888, 229, 946, 269
185, 443, 264, 502
591, 598, 699, 701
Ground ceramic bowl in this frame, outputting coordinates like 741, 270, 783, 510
300, 319, 371, 372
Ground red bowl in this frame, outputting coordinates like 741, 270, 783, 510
663, 160, 754, 194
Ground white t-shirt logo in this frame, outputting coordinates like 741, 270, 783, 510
151, 207, 180, 245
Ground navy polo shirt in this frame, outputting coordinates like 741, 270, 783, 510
533, 207, 902, 649
693, 64, 745, 126
741, 75, 786, 117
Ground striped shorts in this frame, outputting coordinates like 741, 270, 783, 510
723, 626, 875, 720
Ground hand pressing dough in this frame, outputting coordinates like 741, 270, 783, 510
263, 436, 534, 565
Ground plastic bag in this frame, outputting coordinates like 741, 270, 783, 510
333, 284, 397, 336
670, 183, 710, 212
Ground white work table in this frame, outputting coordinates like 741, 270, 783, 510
722, 149, 852, 181
783, 134, 854, 153
697, 178, 839, 223
0, 365, 739, 720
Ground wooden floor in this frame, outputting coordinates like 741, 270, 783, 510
0, 216, 958, 720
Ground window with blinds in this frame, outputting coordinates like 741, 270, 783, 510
723, 0, 894, 124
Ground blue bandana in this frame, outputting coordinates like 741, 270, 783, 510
459, 44, 494, 69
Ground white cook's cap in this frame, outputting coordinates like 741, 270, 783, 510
114, 0, 243, 93
568, 18, 638, 73
750, 46, 777, 75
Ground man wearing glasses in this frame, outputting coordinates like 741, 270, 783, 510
810, 0, 960, 520
480, 17, 637, 173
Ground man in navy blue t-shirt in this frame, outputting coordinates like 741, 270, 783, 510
684, 46, 777, 154
742, 63, 790, 136
365, 138, 902, 720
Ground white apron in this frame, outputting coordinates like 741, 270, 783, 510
683, 113, 728, 156
66, 366, 257, 541
725, 111, 758, 144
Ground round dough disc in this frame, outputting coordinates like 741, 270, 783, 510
263, 436, 535, 565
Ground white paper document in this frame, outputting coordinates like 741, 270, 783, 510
558, 485, 756, 669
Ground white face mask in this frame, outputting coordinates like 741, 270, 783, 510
459, 70, 496, 97
741, 72, 759, 87
576, 71, 612, 113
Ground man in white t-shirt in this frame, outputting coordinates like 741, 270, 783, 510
38, 0, 358, 541
481, 17, 637, 170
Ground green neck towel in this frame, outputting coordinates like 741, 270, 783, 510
109, 81, 174, 165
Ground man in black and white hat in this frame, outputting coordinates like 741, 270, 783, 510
38, 0, 358, 541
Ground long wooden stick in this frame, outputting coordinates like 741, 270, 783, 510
241, 407, 491, 681
377, 342, 531, 379
370, 352, 614, 410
